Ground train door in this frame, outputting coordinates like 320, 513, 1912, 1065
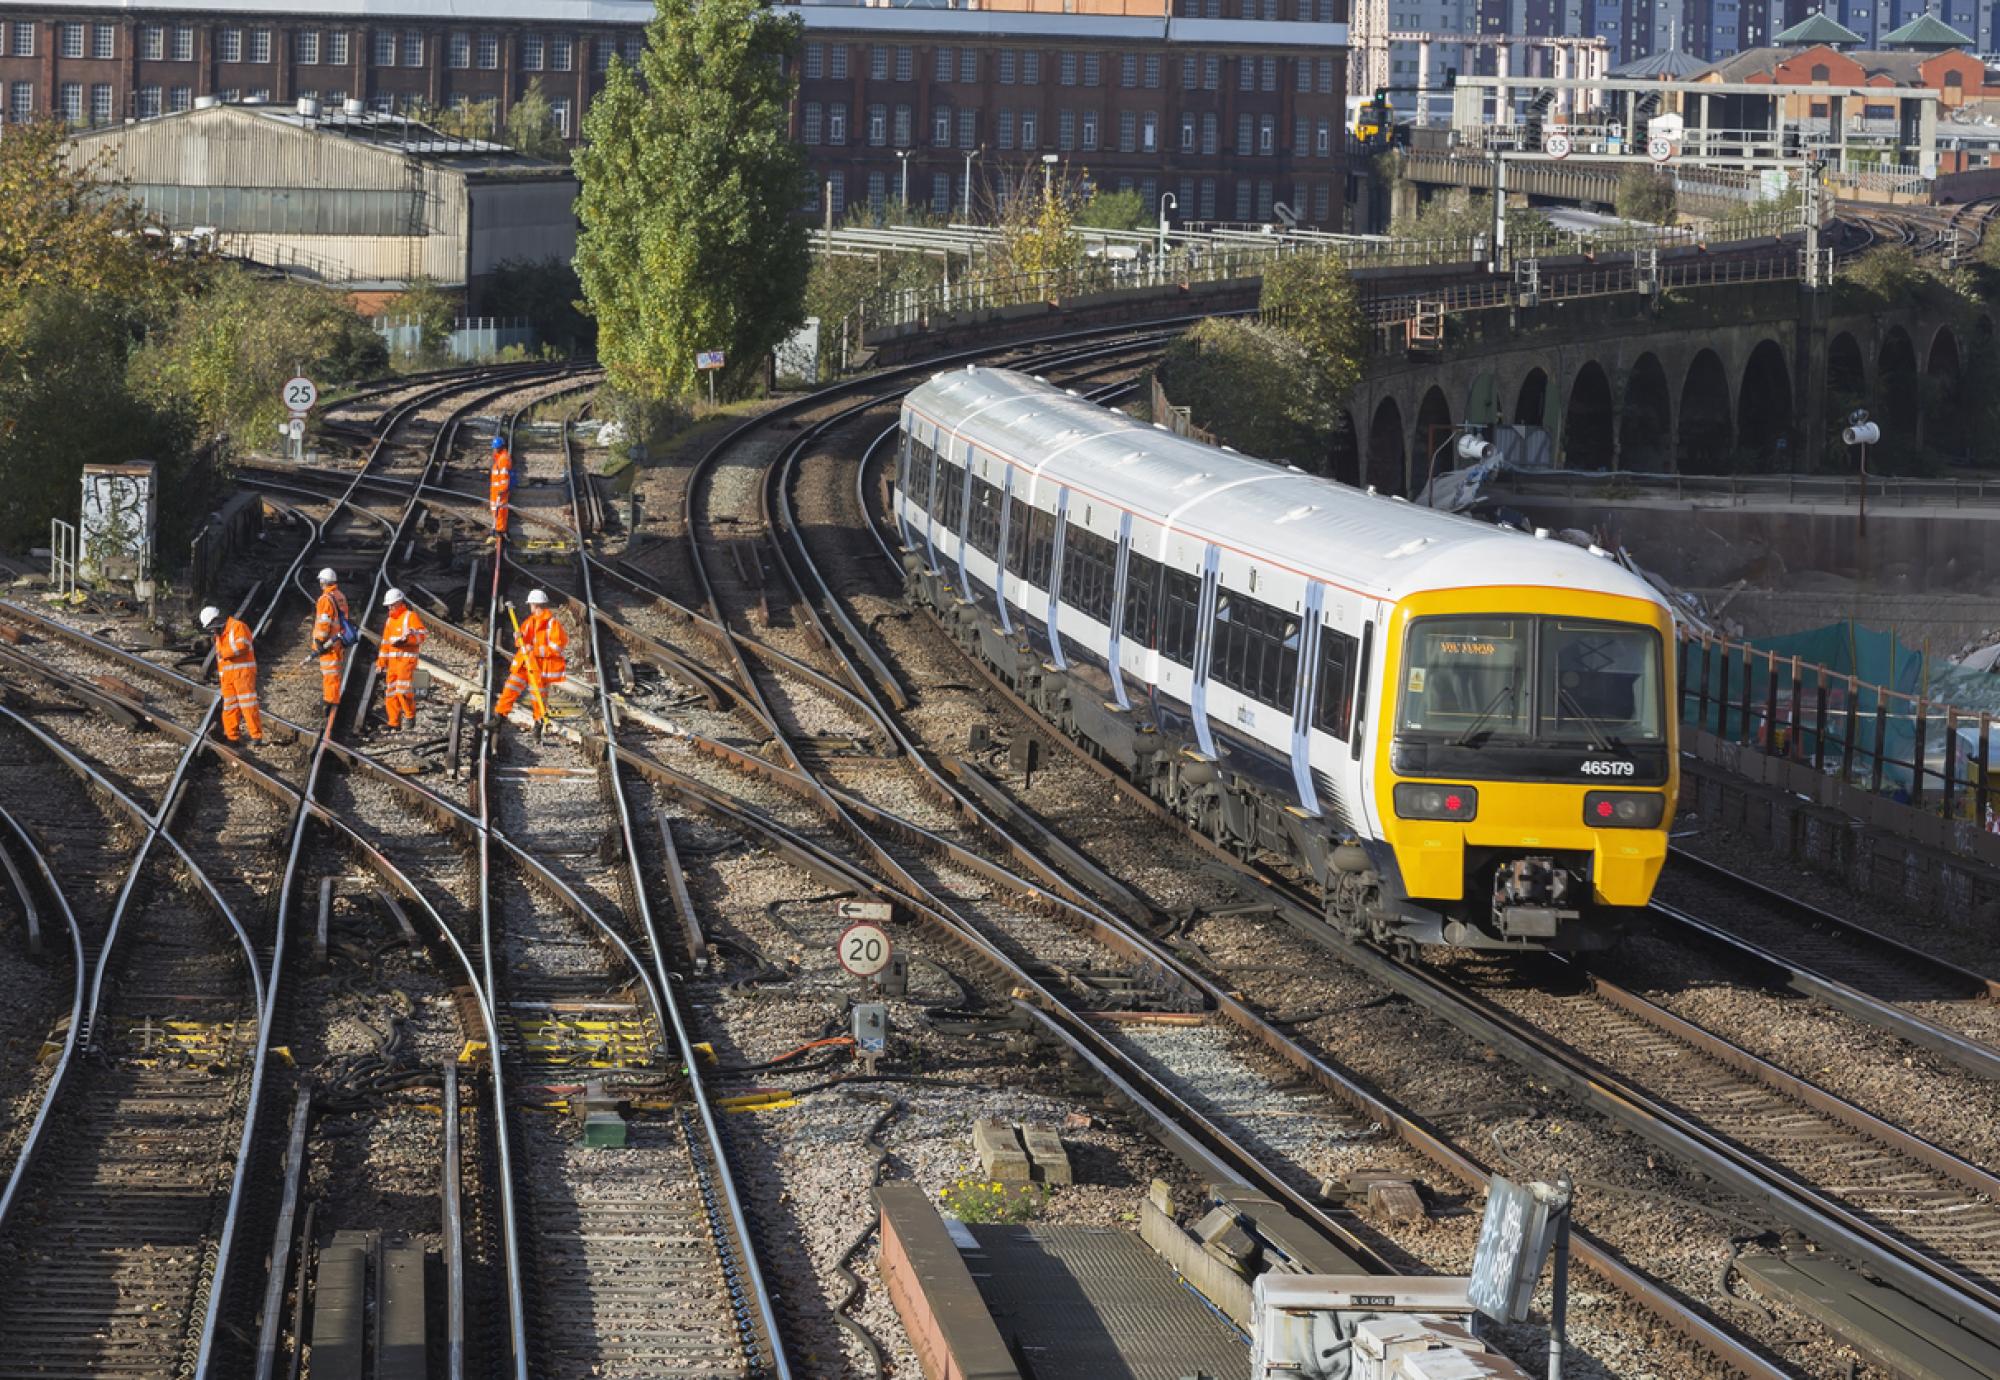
1045, 488, 1070, 670
916, 425, 941, 574
1188, 543, 1220, 760
1349, 617, 1379, 838
1288, 581, 1327, 815
1107, 514, 1133, 710
994, 467, 1015, 635
952, 440, 975, 594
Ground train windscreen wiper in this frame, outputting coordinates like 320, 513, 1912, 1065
1452, 684, 1516, 748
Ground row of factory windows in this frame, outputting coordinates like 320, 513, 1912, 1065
0, 82, 572, 134
818, 168, 1336, 225
0, 22, 639, 74
801, 45, 1340, 98
799, 102, 1338, 158
124, 183, 423, 236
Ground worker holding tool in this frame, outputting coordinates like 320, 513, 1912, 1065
376, 589, 428, 731
308, 567, 355, 706
490, 588, 568, 732
199, 606, 265, 746
489, 434, 513, 536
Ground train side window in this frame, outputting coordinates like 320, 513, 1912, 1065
1024, 505, 1058, 589
1061, 521, 1117, 623
967, 475, 1003, 557
1212, 591, 1299, 709
1005, 489, 1031, 573
1314, 627, 1359, 738
1159, 564, 1202, 666
1122, 549, 1159, 645
905, 437, 933, 511
934, 458, 966, 532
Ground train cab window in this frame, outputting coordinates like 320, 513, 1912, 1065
1538, 619, 1664, 743
1023, 505, 1058, 589
1313, 628, 1359, 738
1122, 549, 1160, 645
1399, 617, 1532, 739
1211, 591, 1299, 708
1158, 565, 1203, 665
967, 475, 1003, 557
1060, 521, 1118, 624
934, 457, 966, 532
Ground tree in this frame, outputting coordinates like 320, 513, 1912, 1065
505, 79, 568, 161
574, 0, 810, 400
412, 97, 499, 143
1157, 318, 1329, 464
988, 162, 1084, 287
1613, 165, 1677, 225
1260, 250, 1366, 414
0, 118, 181, 314
1076, 187, 1149, 232
387, 275, 458, 364
485, 257, 594, 356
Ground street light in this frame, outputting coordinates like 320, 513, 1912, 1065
1425, 427, 1497, 507
1844, 408, 1881, 537
962, 143, 983, 218
1157, 191, 1177, 259
1041, 152, 1059, 200
895, 148, 912, 210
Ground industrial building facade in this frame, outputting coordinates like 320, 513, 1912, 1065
0, 0, 1353, 227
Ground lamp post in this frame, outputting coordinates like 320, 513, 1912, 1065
1844, 409, 1880, 538
896, 148, 912, 210
1041, 151, 1059, 201
1157, 191, 1177, 259
962, 143, 983, 218
1425, 426, 1497, 507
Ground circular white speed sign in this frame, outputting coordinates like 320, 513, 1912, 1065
1647, 136, 1674, 163
1543, 132, 1572, 160
283, 375, 319, 413
837, 921, 892, 978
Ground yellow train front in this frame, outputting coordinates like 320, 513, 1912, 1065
1358, 585, 1678, 952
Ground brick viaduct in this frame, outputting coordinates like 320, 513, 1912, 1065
1342, 280, 1989, 496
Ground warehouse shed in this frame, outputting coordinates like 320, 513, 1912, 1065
68, 100, 575, 303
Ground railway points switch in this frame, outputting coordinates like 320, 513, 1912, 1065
578, 1079, 628, 1150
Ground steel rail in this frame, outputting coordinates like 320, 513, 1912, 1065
0, 802, 87, 1231
558, 409, 792, 1376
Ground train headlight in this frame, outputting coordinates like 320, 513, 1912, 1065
1583, 791, 1665, 828
1393, 783, 1478, 821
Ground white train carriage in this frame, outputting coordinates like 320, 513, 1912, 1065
894, 366, 1677, 951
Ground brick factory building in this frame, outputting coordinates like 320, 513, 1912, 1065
0, 0, 1354, 227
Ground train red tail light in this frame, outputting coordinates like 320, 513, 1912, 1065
1583, 791, 1665, 828
1393, 783, 1478, 821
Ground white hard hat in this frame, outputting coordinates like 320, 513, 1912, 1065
527, 589, 549, 606
318, 567, 338, 585
384, 588, 406, 606
198, 606, 221, 629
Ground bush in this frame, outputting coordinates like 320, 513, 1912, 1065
1613, 166, 1677, 225
1158, 317, 1332, 465
940, 1179, 1047, 1224
484, 257, 593, 357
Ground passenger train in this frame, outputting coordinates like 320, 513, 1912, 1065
893, 367, 1677, 951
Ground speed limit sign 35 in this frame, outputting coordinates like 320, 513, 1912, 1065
1543, 132, 1572, 160
1647, 136, 1674, 163
837, 921, 892, 978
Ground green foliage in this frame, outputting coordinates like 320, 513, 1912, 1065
575, 0, 810, 401
0, 119, 183, 312
484, 257, 593, 356
390, 275, 459, 365
1076, 186, 1149, 232
1390, 192, 1553, 250
940, 1178, 1047, 1224
988, 162, 1086, 288
803, 213, 947, 381
129, 264, 388, 445
1613, 166, 1677, 226
409, 97, 499, 143
505, 79, 569, 161
1260, 250, 1366, 411
1157, 317, 1334, 466
1838, 244, 1968, 308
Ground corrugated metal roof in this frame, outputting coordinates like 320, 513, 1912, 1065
909, 367, 1655, 606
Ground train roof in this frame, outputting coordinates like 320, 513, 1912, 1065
905, 366, 1664, 609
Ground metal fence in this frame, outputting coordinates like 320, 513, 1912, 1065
187, 491, 264, 600
1502, 469, 2000, 510
374, 315, 537, 362
1681, 632, 2000, 825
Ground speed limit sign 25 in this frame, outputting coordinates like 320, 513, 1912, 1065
837, 921, 892, 978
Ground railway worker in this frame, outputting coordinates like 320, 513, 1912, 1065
489, 434, 513, 536
376, 589, 428, 732
309, 567, 353, 706
490, 588, 568, 730
199, 606, 265, 746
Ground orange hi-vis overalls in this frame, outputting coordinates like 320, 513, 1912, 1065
377, 605, 428, 727
490, 446, 513, 534
312, 586, 351, 706
495, 608, 569, 719
213, 616, 262, 742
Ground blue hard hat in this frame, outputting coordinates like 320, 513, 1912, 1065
492, 435, 507, 450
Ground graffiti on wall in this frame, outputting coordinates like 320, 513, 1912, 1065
78, 462, 158, 585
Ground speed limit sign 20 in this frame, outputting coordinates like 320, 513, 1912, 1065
837, 921, 892, 978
